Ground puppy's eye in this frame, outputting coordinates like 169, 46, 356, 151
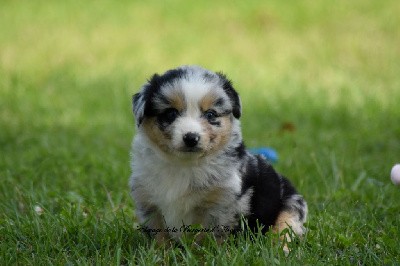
159, 108, 179, 124
204, 110, 217, 121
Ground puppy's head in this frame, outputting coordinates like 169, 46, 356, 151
133, 65, 241, 160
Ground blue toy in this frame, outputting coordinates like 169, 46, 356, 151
249, 147, 278, 163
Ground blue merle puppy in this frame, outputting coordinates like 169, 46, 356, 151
130, 65, 307, 250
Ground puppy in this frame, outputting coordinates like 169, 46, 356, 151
130, 65, 307, 249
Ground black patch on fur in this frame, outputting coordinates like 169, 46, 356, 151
298, 205, 305, 221
224, 141, 246, 159
132, 93, 144, 125
233, 142, 247, 159
209, 121, 221, 126
215, 97, 225, 106
216, 72, 241, 119
220, 110, 233, 116
143, 68, 187, 117
142, 205, 158, 218
280, 176, 298, 200
157, 108, 179, 129
235, 142, 247, 159
132, 68, 187, 125
203, 72, 215, 82
132, 93, 141, 107
239, 154, 299, 233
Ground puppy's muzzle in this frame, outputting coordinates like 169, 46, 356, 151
183, 132, 200, 148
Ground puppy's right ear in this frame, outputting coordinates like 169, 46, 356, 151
217, 72, 242, 119
132, 92, 145, 126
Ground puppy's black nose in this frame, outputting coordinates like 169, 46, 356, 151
183, 132, 200, 148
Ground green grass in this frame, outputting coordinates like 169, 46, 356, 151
1, 0, 399, 264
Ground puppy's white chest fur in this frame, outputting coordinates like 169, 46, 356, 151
130, 135, 244, 233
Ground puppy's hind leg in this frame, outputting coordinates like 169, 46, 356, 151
273, 194, 308, 253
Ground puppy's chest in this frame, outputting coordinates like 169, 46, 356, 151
148, 166, 216, 197
140, 161, 239, 210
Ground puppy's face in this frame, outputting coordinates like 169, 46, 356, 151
133, 66, 241, 160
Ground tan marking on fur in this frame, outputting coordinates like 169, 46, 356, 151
199, 93, 217, 112
203, 187, 224, 206
273, 211, 294, 234
273, 210, 304, 254
216, 116, 233, 149
167, 89, 185, 111
142, 118, 170, 154
203, 116, 233, 156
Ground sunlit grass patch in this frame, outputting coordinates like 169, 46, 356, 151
1, 0, 399, 264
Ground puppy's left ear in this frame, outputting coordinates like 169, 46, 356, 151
217, 73, 242, 119
132, 92, 145, 126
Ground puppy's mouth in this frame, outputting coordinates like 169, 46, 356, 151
178, 147, 203, 153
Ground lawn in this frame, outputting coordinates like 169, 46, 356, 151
1, 0, 399, 264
